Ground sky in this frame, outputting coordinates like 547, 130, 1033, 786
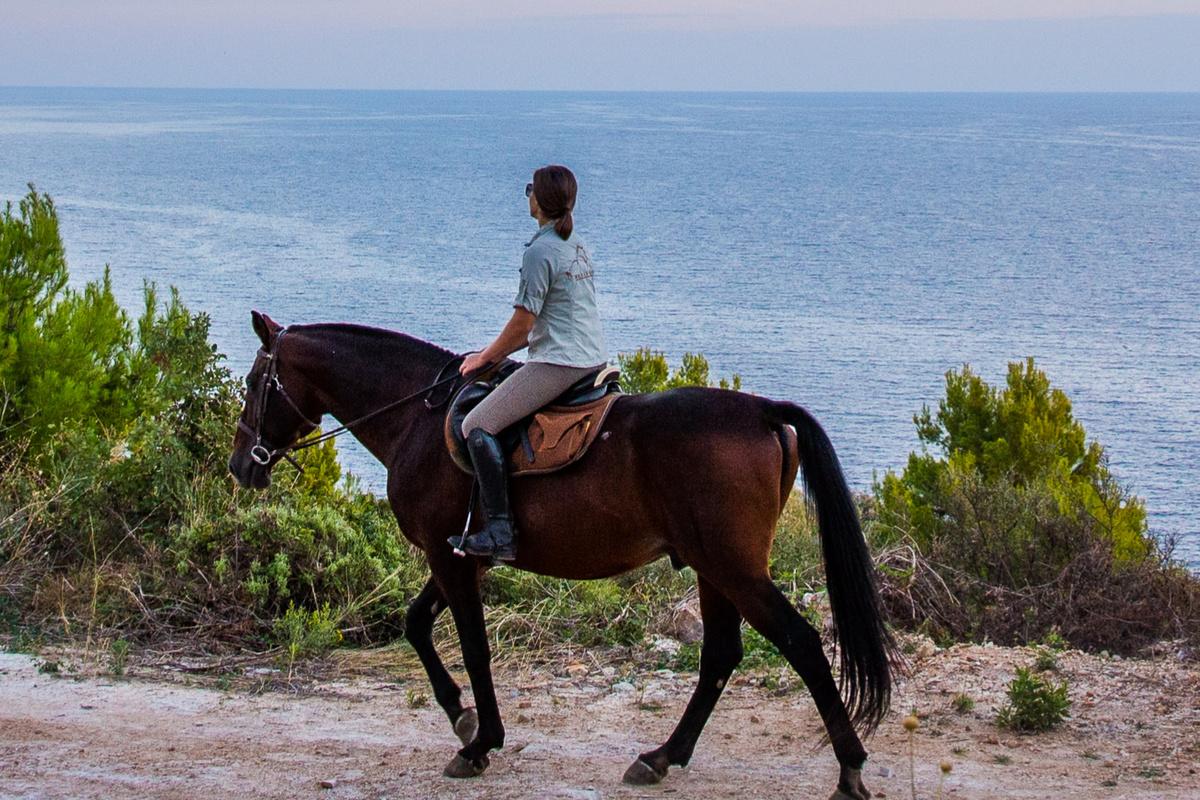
3, 1, 1200, 91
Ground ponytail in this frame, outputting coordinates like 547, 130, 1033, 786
554, 209, 573, 240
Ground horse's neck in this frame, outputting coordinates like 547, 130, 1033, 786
294, 327, 450, 467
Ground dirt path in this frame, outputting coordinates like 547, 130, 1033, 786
1, 643, 1197, 799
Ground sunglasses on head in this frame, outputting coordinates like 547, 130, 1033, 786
525, 182, 533, 198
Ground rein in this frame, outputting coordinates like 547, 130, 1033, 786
239, 328, 489, 472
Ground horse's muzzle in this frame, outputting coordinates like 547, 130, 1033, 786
229, 452, 271, 490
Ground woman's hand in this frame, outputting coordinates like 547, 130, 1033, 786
460, 309, 537, 376
460, 352, 491, 376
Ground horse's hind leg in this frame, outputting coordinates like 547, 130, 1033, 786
404, 578, 476, 745
726, 575, 872, 800
623, 577, 743, 786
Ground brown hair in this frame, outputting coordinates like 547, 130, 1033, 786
532, 164, 578, 240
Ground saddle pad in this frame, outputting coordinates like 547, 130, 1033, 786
444, 392, 622, 478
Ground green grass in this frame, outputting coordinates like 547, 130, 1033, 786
108, 639, 129, 677
952, 693, 975, 714
1033, 647, 1058, 672
272, 602, 343, 677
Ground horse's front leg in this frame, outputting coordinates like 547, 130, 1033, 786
433, 557, 505, 778
404, 578, 477, 745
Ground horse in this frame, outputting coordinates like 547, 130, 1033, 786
228, 311, 897, 800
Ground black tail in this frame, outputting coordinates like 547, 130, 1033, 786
768, 400, 897, 736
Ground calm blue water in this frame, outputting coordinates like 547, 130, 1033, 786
2, 88, 1197, 565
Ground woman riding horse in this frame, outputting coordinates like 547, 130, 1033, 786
456, 164, 608, 562
229, 167, 895, 796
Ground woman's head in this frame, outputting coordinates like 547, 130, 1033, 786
528, 165, 577, 240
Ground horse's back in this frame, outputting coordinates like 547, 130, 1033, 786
509, 386, 794, 579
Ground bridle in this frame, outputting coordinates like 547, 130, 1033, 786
236, 328, 482, 473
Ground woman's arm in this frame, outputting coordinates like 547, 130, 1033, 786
460, 307, 537, 375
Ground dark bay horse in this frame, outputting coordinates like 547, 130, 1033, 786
228, 312, 896, 800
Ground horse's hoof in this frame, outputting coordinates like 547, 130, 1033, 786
830, 766, 871, 800
828, 782, 871, 800
622, 758, 665, 786
453, 708, 479, 745
443, 752, 489, 779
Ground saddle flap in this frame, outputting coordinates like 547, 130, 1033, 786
531, 411, 589, 451
509, 393, 619, 476
444, 388, 622, 478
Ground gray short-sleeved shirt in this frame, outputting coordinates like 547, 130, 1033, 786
513, 222, 608, 368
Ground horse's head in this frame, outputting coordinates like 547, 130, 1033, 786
228, 310, 322, 489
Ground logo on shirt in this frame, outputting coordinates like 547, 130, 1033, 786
566, 244, 595, 281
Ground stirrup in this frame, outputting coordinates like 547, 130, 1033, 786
447, 530, 516, 563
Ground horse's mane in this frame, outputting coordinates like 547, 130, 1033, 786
291, 322, 458, 362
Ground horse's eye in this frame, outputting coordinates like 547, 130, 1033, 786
245, 375, 256, 390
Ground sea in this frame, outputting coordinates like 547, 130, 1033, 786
1, 88, 1197, 565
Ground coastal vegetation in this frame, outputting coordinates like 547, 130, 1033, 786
872, 359, 1198, 652
2, 187, 1196, 672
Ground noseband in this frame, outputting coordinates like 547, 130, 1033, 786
237, 329, 321, 470
237, 327, 483, 473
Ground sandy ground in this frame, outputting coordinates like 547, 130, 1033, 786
1, 642, 1198, 800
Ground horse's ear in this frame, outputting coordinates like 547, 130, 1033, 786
251, 310, 281, 349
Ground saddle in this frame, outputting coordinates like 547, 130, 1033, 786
445, 362, 623, 477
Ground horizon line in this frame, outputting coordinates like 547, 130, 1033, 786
4, 85, 1199, 95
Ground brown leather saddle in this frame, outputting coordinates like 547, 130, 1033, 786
444, 362, 623, 477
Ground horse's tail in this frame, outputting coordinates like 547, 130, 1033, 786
766, 399, 897, 736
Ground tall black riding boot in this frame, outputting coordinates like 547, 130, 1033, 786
460, 428, 517, 562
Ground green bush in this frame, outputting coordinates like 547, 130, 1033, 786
871, 358, 1199, 653
875, 358, 1147, 560
273, 601, 343, 676
617, 347, 741, 394
0, 187, 421, 646
1, 188, 137, 443
996, 667, 1071, 732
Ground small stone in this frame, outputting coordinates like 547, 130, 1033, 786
652, 638, 681, 657
566, 663, 589, 678
319, 779, 337, 789
750, 714, 762, 724
876, 766, 894, 778
639, 685, 670, 709
611, 681, 635, 694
